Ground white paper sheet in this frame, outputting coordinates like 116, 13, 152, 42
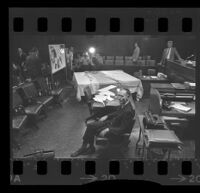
98, 85, 117, 92
170, 103, 192, 112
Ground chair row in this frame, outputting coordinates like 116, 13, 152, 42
12, 77, 64, 131
102, 56, 153, 60
103, 59, 156, 66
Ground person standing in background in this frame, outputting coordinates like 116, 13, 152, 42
26, 47, 42, 80
16, 48, 27, 81
158, 40, 183, 72
132, 42, 140, 62
69, 47, 74, 80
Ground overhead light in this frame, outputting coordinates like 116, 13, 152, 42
88, 47, 95, 54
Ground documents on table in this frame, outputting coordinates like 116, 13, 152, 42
98, 85, 117, 92
169, 102, 192, 112
150, 76, 158, 79
98, 90, 116, 97
171, 83, 186, 90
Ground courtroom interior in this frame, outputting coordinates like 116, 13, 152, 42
11, 35, 196, 159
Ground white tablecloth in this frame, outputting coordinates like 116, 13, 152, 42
73, 70, 143, 101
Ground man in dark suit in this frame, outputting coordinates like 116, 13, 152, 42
71, 91, 135, 157
158, 40, 183, 72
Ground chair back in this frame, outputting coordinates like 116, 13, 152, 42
115, 56, 123, 60
149, 88, 162, 115
84, 86, 93, 102
34, 77, 50, 95
105, 60, 114, 65
12, 89, 23, 109
115, 60, 124, 66
106, 56, 114, 60
147, 68, 156, 76
21, 82, 39, 99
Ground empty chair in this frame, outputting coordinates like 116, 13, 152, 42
106, 56, 114, 60
146, 60, 156, 67
137, 60, 146, 66
125, 56, 132, 60
125, 60, 133, 66
34, 77, 63, 107
115, 56, 124, 60
149, 88, 162, 115
19, 82, 54, 107
147, 68, 156, 76
12, 89, 28, 130
12, 88, 43, 129
115, 60, 124, 66
104, 60, 114, 65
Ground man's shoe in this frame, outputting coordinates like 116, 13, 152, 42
71, 147, 88, 157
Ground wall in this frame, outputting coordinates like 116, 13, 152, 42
10, 35, 196, 64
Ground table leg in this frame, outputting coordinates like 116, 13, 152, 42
136, 125, 142, 150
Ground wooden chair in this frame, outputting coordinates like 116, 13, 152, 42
106, 56, 114, 60
34, 77, 63, 107
12, 89, 28, 131
19, 82, 54, 108
149, 88, 162, 115
13, 88, 44, 128
115, 60, 124, 66
105, 60, 114, 65
147, 69, 156, 76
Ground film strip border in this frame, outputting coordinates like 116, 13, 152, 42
10, 159, 200, 185
9, 8, 200, 185
9, 8, 200, 34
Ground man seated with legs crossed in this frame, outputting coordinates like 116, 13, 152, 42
71, 90, 135, 157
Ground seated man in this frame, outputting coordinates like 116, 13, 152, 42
71, 92, 135, 157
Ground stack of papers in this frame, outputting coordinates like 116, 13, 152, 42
150, 76, 158, 79
171, 83, 186, 90
98, 85, 117, 92
170, 102, 192, 112
93, 90, 116, 105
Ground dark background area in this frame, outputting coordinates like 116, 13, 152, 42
10, 35, 196, 64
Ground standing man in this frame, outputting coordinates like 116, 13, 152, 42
69, 47, 74, 80
132, 42, 140, 62
158, 40, 183, 72
16, 48, 27, 81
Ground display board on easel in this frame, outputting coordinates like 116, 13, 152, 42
48, 44, 67, 89
48, 44, 66, 74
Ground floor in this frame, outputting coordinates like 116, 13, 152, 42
12, 85, 195, 159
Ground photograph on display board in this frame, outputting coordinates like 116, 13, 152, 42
48, 44, 66, 74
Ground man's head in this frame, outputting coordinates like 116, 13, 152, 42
120, 88, 131, 107
18, 48, 23, 56
134, 42, 138, 48
70, 47, 74, 52
167, 40, 173, 48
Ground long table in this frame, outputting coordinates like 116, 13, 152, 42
73, 70, 143, 101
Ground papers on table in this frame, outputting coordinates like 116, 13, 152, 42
98, 85, 117, 92
99, 90, 116, 97
188, 82, 196, 87
171, 83, 186, 90
93, 88, 116, 105
169, 102, 192, 112
150, 76, 158, 79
